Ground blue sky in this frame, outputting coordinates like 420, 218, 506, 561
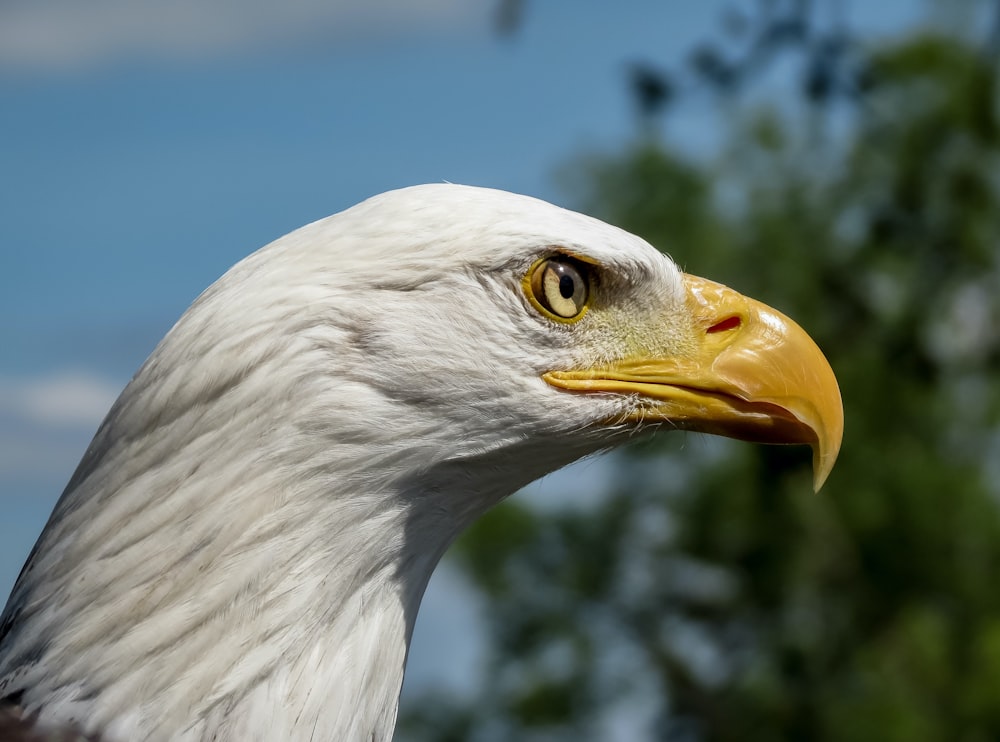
0, 0, 925, 703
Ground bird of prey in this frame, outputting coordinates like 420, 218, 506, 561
0, 185, 842, 741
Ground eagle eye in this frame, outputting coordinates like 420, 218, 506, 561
526, 256, 591, 321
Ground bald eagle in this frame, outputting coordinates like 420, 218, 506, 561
0, 185, 841, 741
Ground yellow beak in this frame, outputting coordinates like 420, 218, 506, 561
543, 274, 844, 491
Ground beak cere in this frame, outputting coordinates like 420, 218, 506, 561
543, 274, 844, 491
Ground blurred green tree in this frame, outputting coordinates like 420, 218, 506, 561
400, 2, 1000, 740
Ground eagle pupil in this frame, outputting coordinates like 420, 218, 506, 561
559, 273, 574, 299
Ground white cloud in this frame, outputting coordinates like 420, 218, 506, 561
0, 370, 119, 482
0, 370, 121, 429
0, 0, 489, 71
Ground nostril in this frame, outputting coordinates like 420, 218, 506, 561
707, 316, 741, 334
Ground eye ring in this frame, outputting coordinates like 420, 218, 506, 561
525, 256, 592, 321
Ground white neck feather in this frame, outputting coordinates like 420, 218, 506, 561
0, 335, 591, 742
0, 184, 646, 740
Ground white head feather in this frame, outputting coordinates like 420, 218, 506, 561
0, 185, 690, 741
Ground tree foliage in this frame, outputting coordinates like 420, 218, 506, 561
400, 2, 1000, 740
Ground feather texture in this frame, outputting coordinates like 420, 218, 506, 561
0, 185, 687, 741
